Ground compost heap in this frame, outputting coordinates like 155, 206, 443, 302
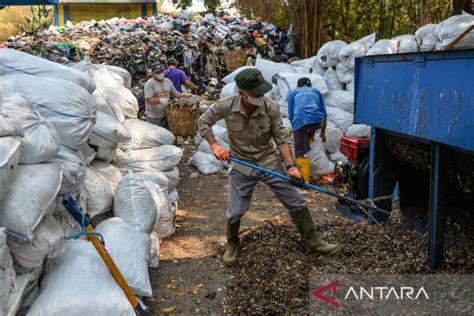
0, 50, 180, 315
191, 12, 474, 177
6, 13, 290, 102
223, 211, 472, 314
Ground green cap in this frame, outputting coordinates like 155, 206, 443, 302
235, 68, 272, 96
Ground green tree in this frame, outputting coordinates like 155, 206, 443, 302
19, 5, 52, 34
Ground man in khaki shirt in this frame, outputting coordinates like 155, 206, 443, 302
198, 69, 340, 266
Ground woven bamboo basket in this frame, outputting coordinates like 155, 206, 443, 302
165, 106, 199, 138
224, 50, 247, 72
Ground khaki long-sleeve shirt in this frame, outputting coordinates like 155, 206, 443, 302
198, 95, 290, 175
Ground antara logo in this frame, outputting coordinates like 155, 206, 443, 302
312, 280, 430, 308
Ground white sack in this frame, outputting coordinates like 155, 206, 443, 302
50, 146, 86, 194
90, 161, 123, 192
323, 126, 343, 154
84, 167, 114, 218
96, 218, 152, 297
2, 95, 61, 164
149, 231, 160, 269
338, 33, 376, 69
222, 66, 257, 84
212, 124, 229, 143
114, 173, 158, 234
0, 136, 21, 201
335, 63, 354, 84
326, 106, 354, 133
415, 24, 439, 51
255, 55, 296, 82
0, 49, 96, 93
346, 80, 354, 92
28, 240, 135, 316
89, 112, 131, 157
121, 118, 175, 150
219, 82, 239, 99
134, 168, 180, 192
90, 65, 138, 119
366, 39, 399, 55
189, 151, 226, 175
330, 151, 349, 163
7, 215, 64, 270
0, 74, 96, 150
317, 40, 348, 67
149, 183, 175, 239
346, 124, 371, 137
324, 90, 354, 113
78, 143, 96, 165
393, 34, 419, 53
275, 73, 329, 101
0, 112, 24, 137
0, 227, 16, 316
323, 67, 344, 90
435, 13, 474, 49
105, 65, 132, 89
117, 145, 183, 173
0, 163, 61, 242
308, 137, 335, 176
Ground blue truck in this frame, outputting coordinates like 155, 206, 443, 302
354, 49, 474, 268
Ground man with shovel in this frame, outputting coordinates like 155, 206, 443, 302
198, 69, 341, 266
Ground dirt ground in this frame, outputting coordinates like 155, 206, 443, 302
145, 143, 472, 314
146, 143, 339, 314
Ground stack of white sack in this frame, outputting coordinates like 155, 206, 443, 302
0, 50, 179, 313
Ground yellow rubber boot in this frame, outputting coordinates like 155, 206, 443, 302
295, 157, 311, 183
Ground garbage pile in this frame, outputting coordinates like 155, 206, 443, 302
190, 12, 474, 177
0, 48, 182, 315
223, 213, 472, 314
5, 14, 290, 102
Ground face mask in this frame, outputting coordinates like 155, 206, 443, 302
243, 92, 265, 107
154, 73, 165, 80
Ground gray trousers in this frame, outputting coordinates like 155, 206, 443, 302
226, 162, 307, 224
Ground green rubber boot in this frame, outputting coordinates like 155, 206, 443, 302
223, 221, 240, 266
290, 208, 341, 255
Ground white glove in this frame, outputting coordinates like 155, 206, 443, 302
160, 97, 169, 105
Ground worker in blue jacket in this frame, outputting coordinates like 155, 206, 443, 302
287, 77, 327, 182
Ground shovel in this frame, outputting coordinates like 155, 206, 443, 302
229, 157, 391, 224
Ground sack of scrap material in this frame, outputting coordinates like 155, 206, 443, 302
83, 166, 114, 219
189, 151, 227, 175
105, 65, 132, 89
0, 227, 16, 315
415, 24, 439, 51
149, 182, 175, 239
323, 67, 343, 90
338, 33, 376, 69
392, 34, 419, 53
0, 74, 97, 150
120, 119, 175, 150
275, 73, 329, 100
114, 173, 158, 234
7, 215, 64, 270
222, 66, 257, 84
435, 13, 474, 49
117, 145, 183, 173
28, 240, 135, 316
323, 126, 343, 154
324, 90, 354, 113
134, 168, 180, 192
0, 114, 23, 201
96, 218, 152, 297
0, 49, 96, 93
2, 95, 61, 164
220, 82, 239, 99
317, 40, 348, 68
335, 63, 354, 84
308, 137, 335, 177
366, 39, 399, 55
90, 161, 123, 192
255, 55, 296, 82
326, 106, 353, 133
0, 163, 61, 242
50, 146, 87, 195
89, 112, 131, 161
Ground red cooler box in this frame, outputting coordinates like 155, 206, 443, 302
340, 135, 370, 162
